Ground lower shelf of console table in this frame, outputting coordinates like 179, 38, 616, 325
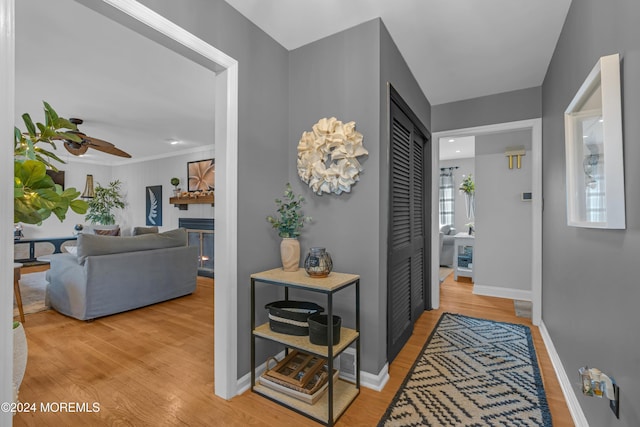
253, 379, 359, 425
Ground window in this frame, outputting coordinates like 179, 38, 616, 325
439, 168, 455, 226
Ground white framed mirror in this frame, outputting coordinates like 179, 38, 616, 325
564, 53, 625, 229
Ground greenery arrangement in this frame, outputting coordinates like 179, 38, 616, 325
85, 180, 126, 225
170, 177, 180, 187
266, 183, 312, 238
459, 174, 475, 195
14, 102, 88, 224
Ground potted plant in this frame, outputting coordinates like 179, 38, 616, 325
14, 102, 88, 224
13, 321, 27, 404
459, 174, 475, 219
170, 177, 181, 197
13, 102, 87, 402
85, 180, 126, 226
266, 183, 312, 271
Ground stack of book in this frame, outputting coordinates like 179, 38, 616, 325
259, 349, 338, 404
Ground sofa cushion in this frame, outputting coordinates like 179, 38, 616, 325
77, 228, 188, 264
132, 226, 159, 236
93, 227, 121, 236
440, 225, 452, 235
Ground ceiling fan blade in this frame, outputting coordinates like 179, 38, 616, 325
63, 141, 89, 156
82, 135, 115, 148
88, 143, 132, 158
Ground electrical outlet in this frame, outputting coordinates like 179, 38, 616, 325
609, 384, 620, 419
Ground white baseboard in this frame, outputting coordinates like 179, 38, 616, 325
539, 321, 589, 427
237, 357, 390, 395
236, 350, 286, 395
473, 284, 532, 301
361, 363, 389, 392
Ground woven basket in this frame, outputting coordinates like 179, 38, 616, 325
265, 301, 324, 336
308, 314, 342, 345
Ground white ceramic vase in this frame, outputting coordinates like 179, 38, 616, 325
280, 238, 300, 272
13, 323, 27, 402
465, 193, 475, 219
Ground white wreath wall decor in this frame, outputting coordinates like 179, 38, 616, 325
297, 117, 368, 195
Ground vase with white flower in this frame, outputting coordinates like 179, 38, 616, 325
266, 183, 312, 271
459, 174, 475, 219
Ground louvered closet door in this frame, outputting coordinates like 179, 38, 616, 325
387, 99, 429, 363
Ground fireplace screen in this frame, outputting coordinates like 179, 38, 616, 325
179, 218, 214, 277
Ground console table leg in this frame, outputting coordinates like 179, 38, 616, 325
13, 265, 25, 323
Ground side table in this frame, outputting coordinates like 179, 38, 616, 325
453, 233, 475, 282
13, 263, 25, 323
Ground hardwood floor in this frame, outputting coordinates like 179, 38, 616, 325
14, 269, 573, 426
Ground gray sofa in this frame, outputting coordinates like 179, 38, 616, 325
46, 228, 198, 320
440, 225, 457, 267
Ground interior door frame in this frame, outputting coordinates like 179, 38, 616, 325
0, 1, 240, 415
431, 118, 542, 325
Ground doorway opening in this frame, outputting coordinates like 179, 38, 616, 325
431, 119, 542, 325
0, 0, 239, 413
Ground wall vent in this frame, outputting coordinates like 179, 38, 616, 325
338, 347, 356, 382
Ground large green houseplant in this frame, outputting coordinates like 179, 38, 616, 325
14, 102, 88, 224
13, 102, 87, 403
85, 180, 126, 225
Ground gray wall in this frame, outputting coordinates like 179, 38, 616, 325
542, 0, 640, 425
439, 157, 475, 233
138, 0, 290, 376
287, 19, 432, 375
288, 19, 381, 374
432, 86, 541, 132
474, 131, 532, 293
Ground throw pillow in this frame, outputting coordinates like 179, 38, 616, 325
65, 246, 78, 255
132, 226, 159, 236
93, 227, 121, 236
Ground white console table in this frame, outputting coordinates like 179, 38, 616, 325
453, 232, 474, 282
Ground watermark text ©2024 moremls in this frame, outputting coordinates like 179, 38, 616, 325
1, 401, 100, 414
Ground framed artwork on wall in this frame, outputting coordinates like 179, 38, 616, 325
187, 158, 215, 192
45, 169, 65, 190
564, 53, 625, 229
146, 185, 162, 226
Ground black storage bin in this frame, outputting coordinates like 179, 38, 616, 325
265, 301, 324, 336
308, 314, 341, 345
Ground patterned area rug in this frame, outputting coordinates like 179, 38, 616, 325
379, 313, 551, 426
14, 271, 49, 317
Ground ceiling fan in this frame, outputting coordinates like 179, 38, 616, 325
61, 118, 131, 158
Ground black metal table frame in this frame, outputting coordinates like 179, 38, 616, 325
14, 236, 77, 263
250, 274, 360, 426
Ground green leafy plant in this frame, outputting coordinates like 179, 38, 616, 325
170, 177, 180, 187
459, 174, 475, 195
85, 180, 126, 225
266, 183, 312, 238
14, 102, 88, 224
